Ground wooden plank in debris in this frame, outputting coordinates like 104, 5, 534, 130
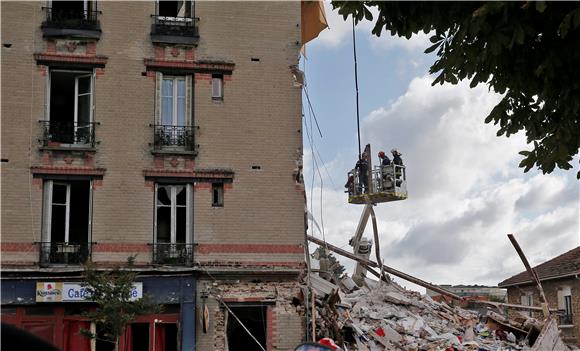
507, 234, 550, 318
531, 317, 570, 351
471, 300, 559, 313
307, 235, 463, 301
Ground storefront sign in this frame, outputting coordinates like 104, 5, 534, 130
36, 282, 142, 303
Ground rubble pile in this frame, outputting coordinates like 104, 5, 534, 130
309, 276, 568, 351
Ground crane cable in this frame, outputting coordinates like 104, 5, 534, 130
352, 16, 362, 159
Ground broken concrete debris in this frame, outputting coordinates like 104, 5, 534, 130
304, 273, 571, 351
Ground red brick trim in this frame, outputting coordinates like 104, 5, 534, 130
143, 169, 234, 180
144, 58, 234, 74
93, 243, 150, 252
34, 53, 108, 67
31, 166, 106, 177
267, 306, 274, 351
198, 261, 305, 269
196, 244, 303, 254
1, 243, 38, 252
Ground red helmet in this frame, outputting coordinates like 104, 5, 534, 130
318, 338, 339, 350
378, 151, 385, 158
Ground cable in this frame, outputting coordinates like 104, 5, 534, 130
352, 16, 362, 159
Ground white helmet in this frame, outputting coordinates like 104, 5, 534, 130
391, 148, 401, 156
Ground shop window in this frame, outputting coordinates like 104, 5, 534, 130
226, 305, 267, 351
44, 70, 95, 147
212, 183, 224, 207
130, 323, 150, 351
155, 323, 178, 351
212, 74, 223, 101
41, 180, 92, 265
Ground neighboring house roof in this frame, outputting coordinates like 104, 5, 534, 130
498, 246, 580, 287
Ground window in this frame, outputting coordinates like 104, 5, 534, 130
46, 70, 94, 146
558, 286, 573, 325
42, 180, 92, 265
157, 0, 192, 18
212, 183, 224, 207
161, 76, 186, 128
154, 75, 194, 151
154, 184, 193, 264
49, 0, 96, 20
521, 292, 534, 317
212, 74, 223, 100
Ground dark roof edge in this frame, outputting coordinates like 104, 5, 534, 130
498, 271, 580, 287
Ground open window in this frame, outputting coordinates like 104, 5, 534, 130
157, 0, 193, 19
225, 305, 268, 351
154, 184, 193, 265
44, 70, 95, 147
212, 183, 224, 207
41, 180, 92, 265
48, 0, 97, 21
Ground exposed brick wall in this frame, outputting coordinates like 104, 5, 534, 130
196, 279, 304, 351
506, 277, 580, 347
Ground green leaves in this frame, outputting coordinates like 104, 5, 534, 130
332, 0, 580, 176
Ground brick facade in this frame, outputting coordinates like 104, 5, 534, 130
505, 278, 580, 347
1, 1, 306, 349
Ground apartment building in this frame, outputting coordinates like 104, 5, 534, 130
1, 1, 312, 350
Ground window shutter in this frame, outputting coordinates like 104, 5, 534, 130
155, 72, 162, 123
557, 289, 565, 309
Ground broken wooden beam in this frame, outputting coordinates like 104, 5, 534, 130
470, 300, 560, 313
507, 234, 550, 318
307, 235, 463, 301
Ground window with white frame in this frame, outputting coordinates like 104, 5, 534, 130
558, 286, 573, 325
48, 70, 94, 145
155, 184, 192, 245
212, 74, 223, 100
161, 76, 187, 128
521, 292, 534, 317
42, 180, 92, 264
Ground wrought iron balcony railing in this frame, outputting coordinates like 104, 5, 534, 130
151, 15, 199, 38
151, 124, 197, 153
42, 8, 101, 31
38, 242, 92, 266
151, 243, 194, 266
39, 121, 97, 148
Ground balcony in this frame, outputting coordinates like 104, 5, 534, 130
151, 124, 197, 154
150, 15, 199, 45
41, 7, 101, 39
39, 121, 98, 149
38, 242, 91, 266
151, 243, 194, 266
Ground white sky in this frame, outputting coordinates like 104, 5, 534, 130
301, 2, 580, 293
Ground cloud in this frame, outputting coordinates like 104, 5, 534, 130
312, 2, 429, 53
304, 75, 579, 291
370, 31, 432, 53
